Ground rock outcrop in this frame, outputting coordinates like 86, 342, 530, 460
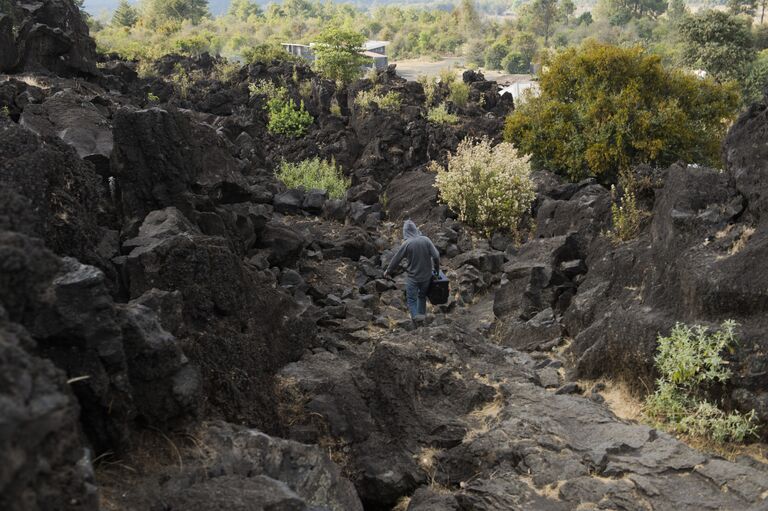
102, 421, 363, 511
279, 314, 768, 511
0, 115, 113, 274
0, 0, 98, 76
0, 230, 200, 450
0, 312, 98, 511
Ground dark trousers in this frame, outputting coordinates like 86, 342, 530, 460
405, 279, 431, 318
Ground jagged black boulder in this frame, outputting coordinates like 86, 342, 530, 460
0, 116, 112, 274
0, 230, 200, 451
0, 0, 98, 76
111, 108, 248, 233
0, 312, 98, 511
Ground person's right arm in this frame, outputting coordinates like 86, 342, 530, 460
384, 242, 408, 277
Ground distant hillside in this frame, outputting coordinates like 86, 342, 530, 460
83, 0, 519, 17
83, 0, 232, 16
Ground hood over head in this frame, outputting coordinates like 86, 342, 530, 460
403, 220, 421, 240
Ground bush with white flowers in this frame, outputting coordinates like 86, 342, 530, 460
431, 137, 535, 236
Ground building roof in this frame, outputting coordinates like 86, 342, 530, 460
364, 40, 390, 50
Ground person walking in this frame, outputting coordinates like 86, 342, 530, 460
383, 220, 441, 322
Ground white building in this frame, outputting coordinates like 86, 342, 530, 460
498, 82, 540, 103
280, 40, 389, 69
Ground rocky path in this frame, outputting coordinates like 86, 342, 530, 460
263, 221, 768, 511
3, 6, 768, 507
92, 216, 768, 511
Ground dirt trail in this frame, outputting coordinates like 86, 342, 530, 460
267, 220, 768, 510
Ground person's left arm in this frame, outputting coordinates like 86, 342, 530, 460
429, 240, 440, 275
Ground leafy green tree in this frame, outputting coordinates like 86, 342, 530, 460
504, 41, 740, 182
485, 41, 509, 69
576, 11, 594, 25
727, 0, 757, 16
283, 0, 316, 17
454, 0, 481, 34
744, 50, 768, 103
228, 0, 261, 21
141, 0, 209, 28
561, 0, 576, 23
514, 32, 539, 64
680, 10, 755, 82
519, 0, 562, 47
312, 27, 369, 84
667, 0, 688, 22
502, 52, 529, 73
599, 0, 667, 24
112, 0, 139, 27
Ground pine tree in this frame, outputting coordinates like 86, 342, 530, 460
141, 0, 209, 27
228, 0, 262, 21
112, 0, 138, 27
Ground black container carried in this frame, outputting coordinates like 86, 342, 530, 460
428, 270, 449, 305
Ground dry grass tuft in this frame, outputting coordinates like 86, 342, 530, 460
519, 475, 564, 500
274, 375, 309, 427
463, 375, 505, 443
392, 496, 411, 511
589, 379, 645, 423
586, 378, 768, 463
678, 434, 768, 463
274, 376, 355, 476
417, 447, 441, 472
730, 226, 755, 255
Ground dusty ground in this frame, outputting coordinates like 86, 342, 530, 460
391, 56, 533, 85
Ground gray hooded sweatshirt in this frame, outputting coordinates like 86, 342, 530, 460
385, 220, 440, 283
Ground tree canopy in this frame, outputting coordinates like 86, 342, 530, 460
680, 10, 755, 83
112, 0, 139, 27
141, 0, 209, 28
504, 41, 740, 182
228, 0, 262, 21
312, 27, 370, 83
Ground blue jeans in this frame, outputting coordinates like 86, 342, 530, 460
406, 279, 431, 318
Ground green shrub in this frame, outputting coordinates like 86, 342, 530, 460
744, 50, 768, 105
1, 106, 9, 118
644, 321, 759, 443
427, 103, 459, 124
502, 52, 529, 74
248, 79, 285, 100
438, 68, 457, 87
249, 80, 314, 137
504, 41, 740, 183
267, 99, 313, 137
170, 63, 192, 99
242, 43, 302, 64
298, 80, 313, 101
448, 80, 470, 108
354, 89, 402, 112
608, 186, 642, 243
214, 60, 241, 83
431, 137, 536, 237
607, 170, 646, 243
417, 75, 438, 106
276, 158, 350, 199
330, 97, 342, 116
